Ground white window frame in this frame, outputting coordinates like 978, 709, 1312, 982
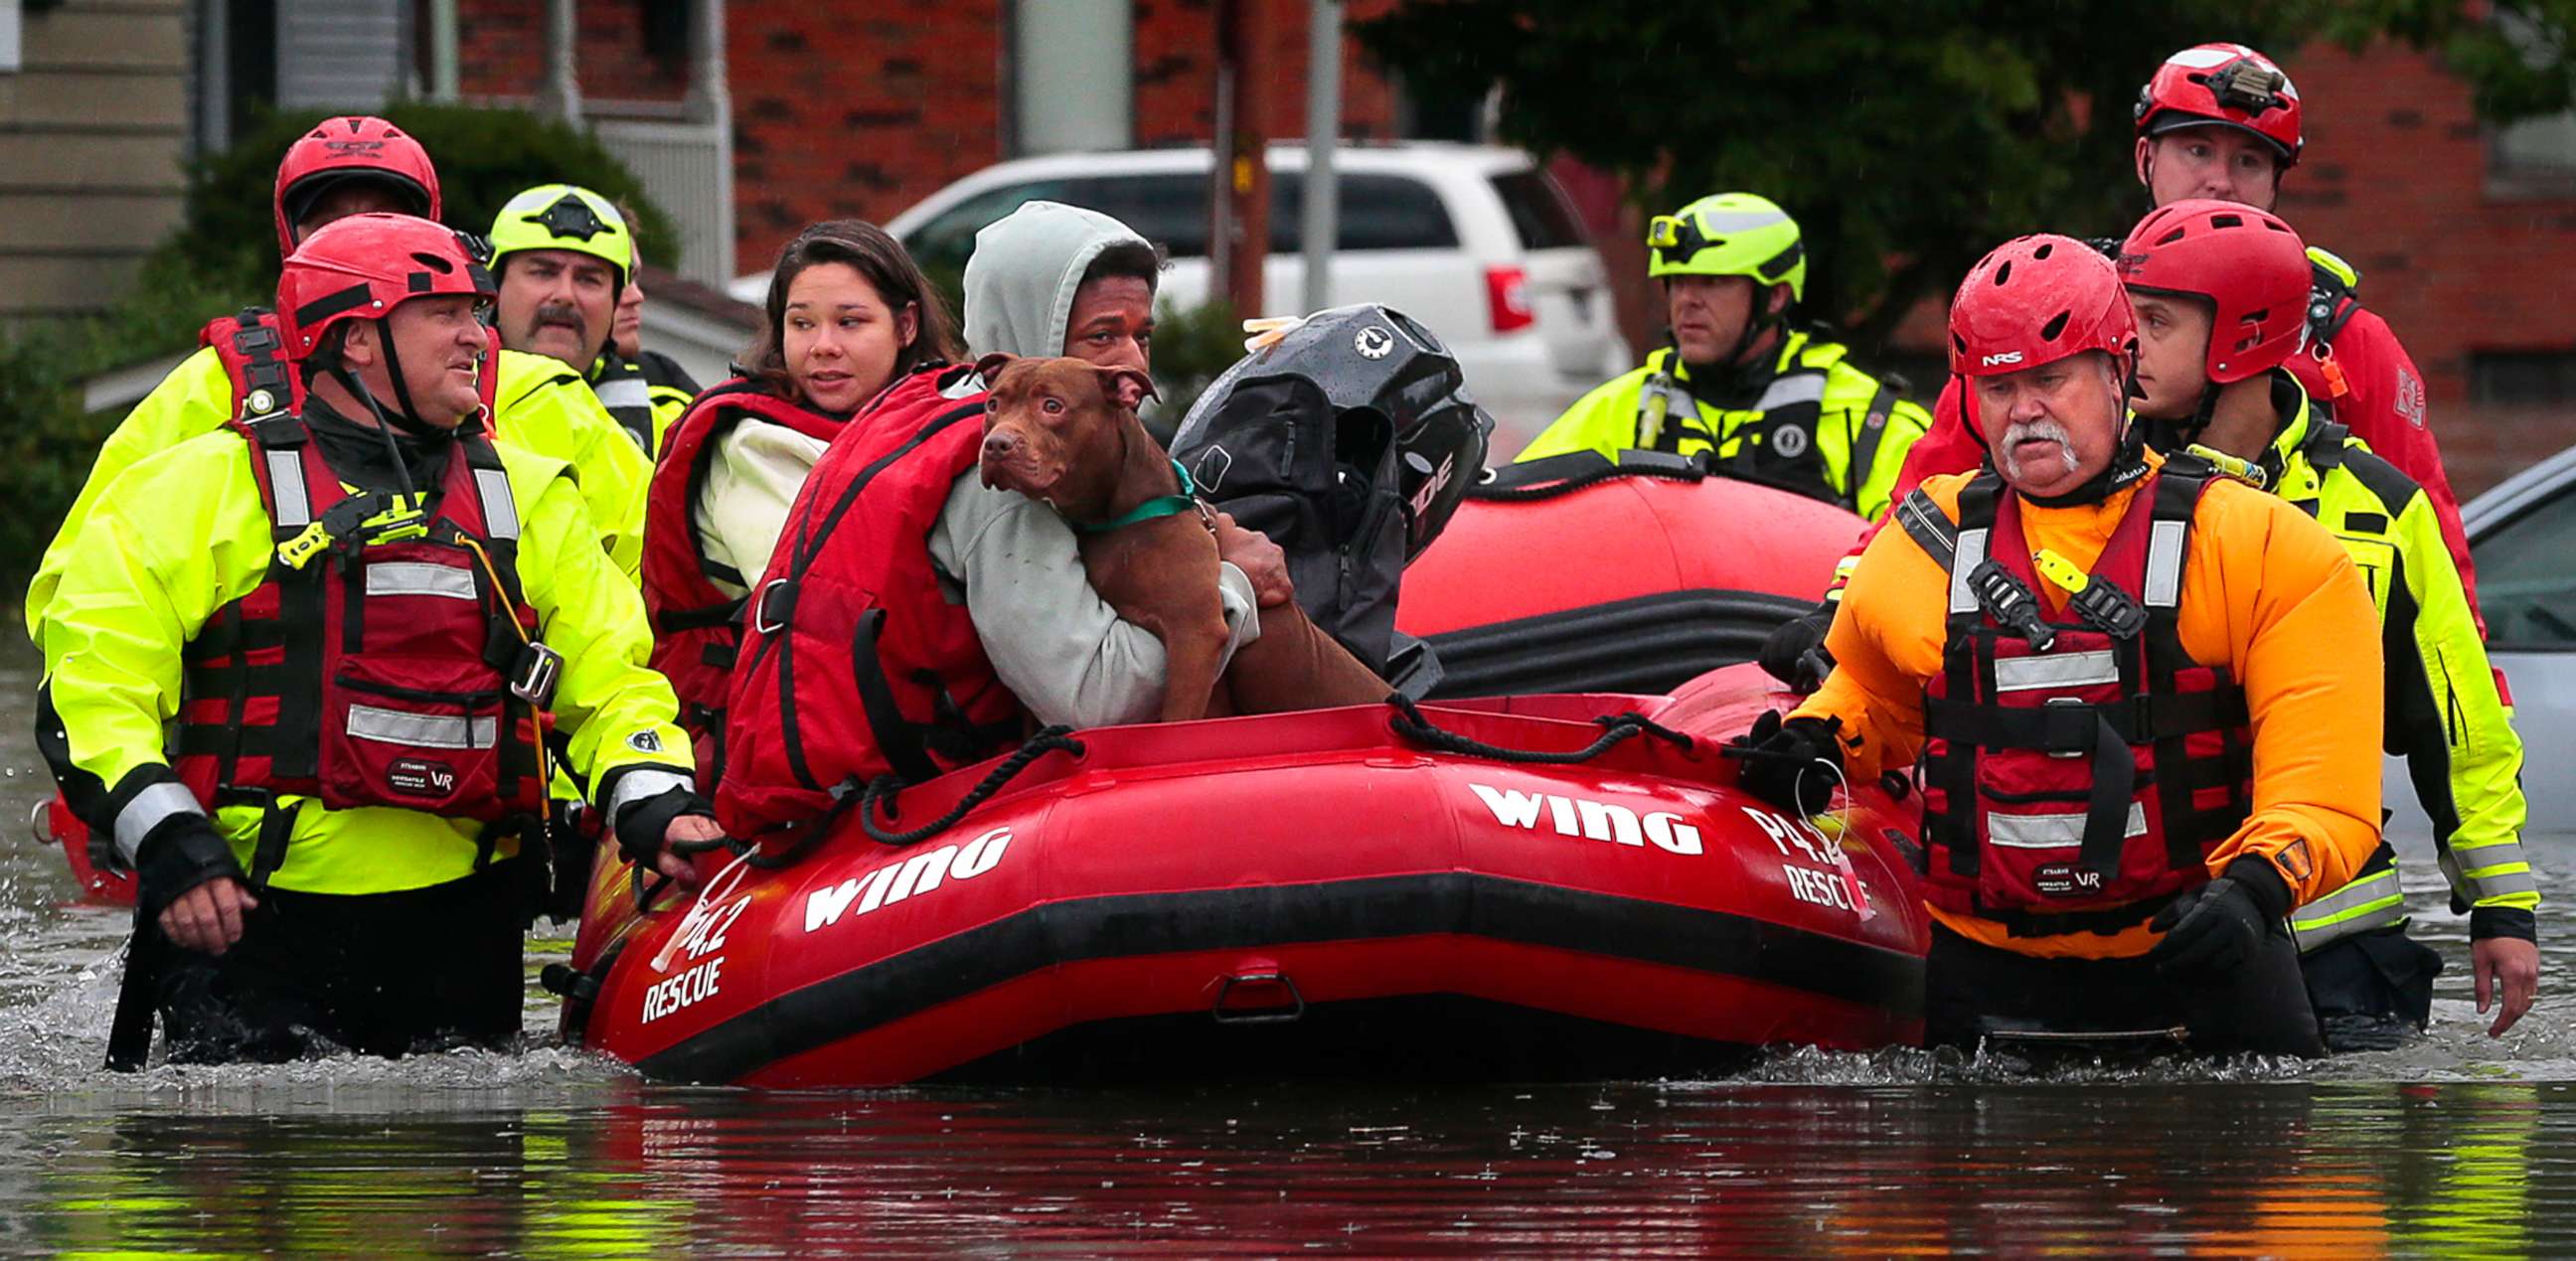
0, 0, 24, 75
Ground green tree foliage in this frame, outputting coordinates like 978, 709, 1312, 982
1355, 1, 2576, 348
2323, 1, 2576, 121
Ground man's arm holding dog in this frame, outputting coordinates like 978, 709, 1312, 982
930, 474, 1265, 728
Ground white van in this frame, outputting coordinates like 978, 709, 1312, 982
732, 143, 1632, 441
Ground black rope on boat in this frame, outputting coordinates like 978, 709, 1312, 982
1384, 694, 1693, 765
855, 725, 1086, 849
1466, 459, 1706, 503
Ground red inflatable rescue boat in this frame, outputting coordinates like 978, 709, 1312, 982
556, 684, 1928, 1086
1397, 451, 1863, 697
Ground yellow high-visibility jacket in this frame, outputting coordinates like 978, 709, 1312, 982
1519, 330, 1931, 522
28, 346, 649, 652
2231, 378, 2537, 949
44, 425, 692, 895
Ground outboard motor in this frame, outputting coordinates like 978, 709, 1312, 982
1169, 305, 1492, 690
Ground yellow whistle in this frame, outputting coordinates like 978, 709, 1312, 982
2031, 547, 2091, 596
2181, 443, 2267, 489
275, 521, 333, 570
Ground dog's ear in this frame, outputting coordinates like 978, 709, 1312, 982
1095, 366, 1159, 413
974, 352, 1017, 384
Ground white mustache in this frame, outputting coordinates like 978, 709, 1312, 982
2000, 418, 2079, 480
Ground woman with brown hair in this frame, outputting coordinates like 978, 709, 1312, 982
640, 220, 958, 781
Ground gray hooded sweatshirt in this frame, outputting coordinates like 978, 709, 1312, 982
925, 201, 1257, 728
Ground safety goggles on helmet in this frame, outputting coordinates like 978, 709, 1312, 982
1646, 193, 1807, 300
487, 183, 633, 290
2134, 43, 2303, 167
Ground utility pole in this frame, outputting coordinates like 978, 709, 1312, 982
1300, 0, 1344, 315
1208, 0, 1271, 320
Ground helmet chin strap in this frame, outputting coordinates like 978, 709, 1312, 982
372, 330, 451, 442
2169, 381, 2223, 446
329, 366, 422, 502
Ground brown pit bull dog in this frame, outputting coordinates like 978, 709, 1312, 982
976, 352, 1388, 721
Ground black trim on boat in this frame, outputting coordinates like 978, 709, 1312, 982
634, 871, 1922, 1083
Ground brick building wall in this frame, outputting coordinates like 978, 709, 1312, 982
2273, 41, 2576, 494
724, 1, 1403, 278
726, 3, 1010, 269
458, 2, 687, 104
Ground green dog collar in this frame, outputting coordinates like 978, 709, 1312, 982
1072, 458, 1202, 534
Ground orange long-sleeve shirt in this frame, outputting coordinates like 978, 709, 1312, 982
1793, 460, 2384, 958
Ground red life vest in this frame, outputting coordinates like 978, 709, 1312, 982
202, 309, 501, 423
174, 413, 558, 883
1904, 466, 2254, 935
642, 381, 845, 786
717, 365, 1026, 843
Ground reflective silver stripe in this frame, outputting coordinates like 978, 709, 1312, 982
2466, 867, 2542, 901
266, 448, 312, 527
2289, 870, 2410, 952
592, 377, 651, 410
346, 705, 497, 750
1950, 529, 1990, 614
1752, 372, 1829, 412
1986, 803, 2149, 850
114, 781, 205, 867
474, 468, 519, 541
608, 766, 694, 825
365, 561, 478, 601
1994, 650, 2120, 693
2145, 520, 2187, 607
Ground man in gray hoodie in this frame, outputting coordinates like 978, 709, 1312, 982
927, 200, 1284, 726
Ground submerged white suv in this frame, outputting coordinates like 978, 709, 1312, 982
732, 143, 1630, 442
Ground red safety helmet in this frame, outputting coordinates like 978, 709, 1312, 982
2116, 199, 2309, 385
1948, 235, 2137, 379
277, 213, 495, 362
2134, 43, 2302, 168
271, 116, 441, 257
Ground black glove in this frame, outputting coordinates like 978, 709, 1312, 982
1726, 709, 1844, 816
134, 816, 248, 919
615, 785, 717, 867
1757, 599, 1838, 693
2146, 857, 2293, 980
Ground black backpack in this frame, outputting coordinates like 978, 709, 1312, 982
1168, 305, 1492, 688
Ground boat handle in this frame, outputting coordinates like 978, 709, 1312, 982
29, 799, 55, 850
1210, 968, 1306, 1025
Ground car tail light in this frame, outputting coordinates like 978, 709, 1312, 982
1485, 265, 1534, 334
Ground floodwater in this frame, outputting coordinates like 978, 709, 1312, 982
6, 643, 2576, 1255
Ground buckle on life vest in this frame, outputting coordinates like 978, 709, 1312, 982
2040, 698, 2093, 759
2068, 581, 2146, 640
510, 642, 564, 709
753, 578, 797, 635
1969, 559, 2056, 651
